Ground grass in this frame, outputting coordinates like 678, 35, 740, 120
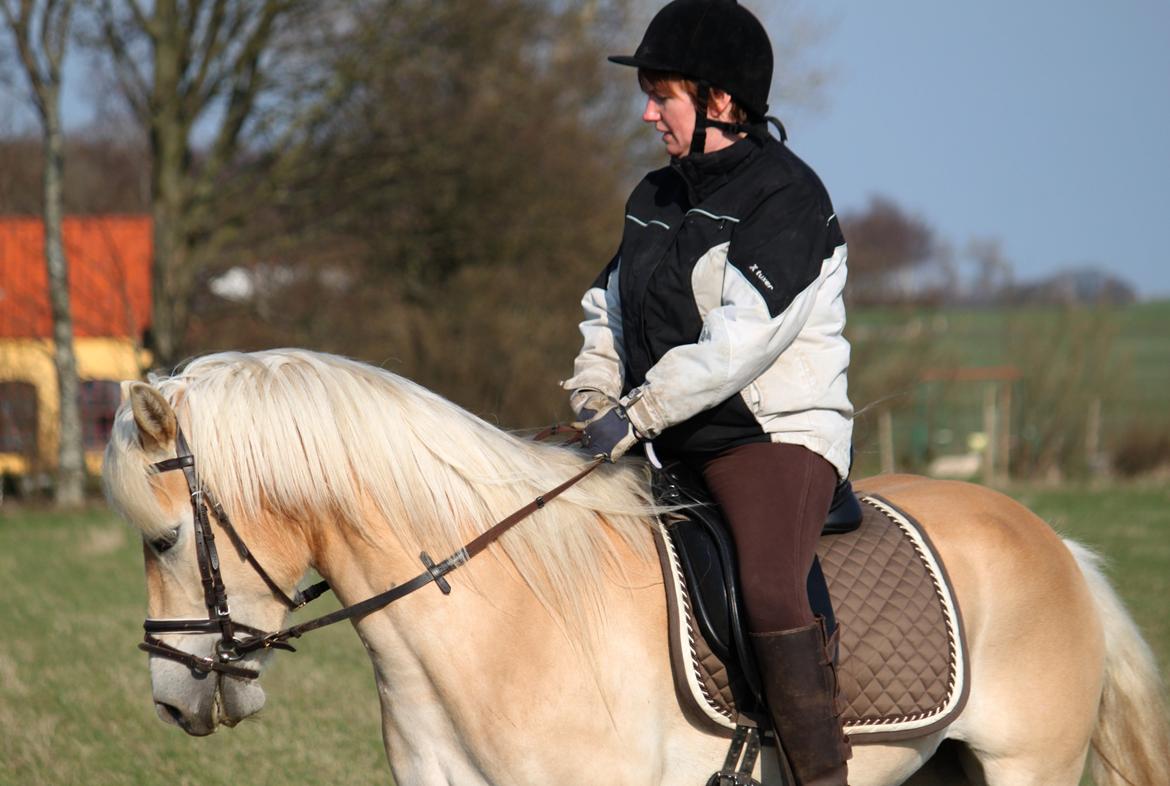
0, 506, 386, 786
1, 482, 1167, 784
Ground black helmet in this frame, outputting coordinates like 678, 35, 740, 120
609, 0, 773, 120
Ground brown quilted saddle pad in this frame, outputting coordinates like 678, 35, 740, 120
657, 493, 970, 743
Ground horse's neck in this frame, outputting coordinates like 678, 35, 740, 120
314, 511, 714, 785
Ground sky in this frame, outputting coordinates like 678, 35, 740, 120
761, 0, 1170, 297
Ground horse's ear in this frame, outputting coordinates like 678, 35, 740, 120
129, 382, 177, 452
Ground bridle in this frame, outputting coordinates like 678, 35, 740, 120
141, 426, 600, 680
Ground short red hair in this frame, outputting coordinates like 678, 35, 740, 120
637, 68, 749, 124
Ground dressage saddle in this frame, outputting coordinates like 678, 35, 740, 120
650, 459, 862, 711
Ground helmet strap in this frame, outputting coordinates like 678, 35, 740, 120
766, 115, 788, 143
707, 118, 758, 137
689, 81, 711, 156
690, 81, 781, 153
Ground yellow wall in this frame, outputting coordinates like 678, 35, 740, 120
0, 338, 150, 475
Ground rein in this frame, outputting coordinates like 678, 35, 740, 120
141, 426, 601, 680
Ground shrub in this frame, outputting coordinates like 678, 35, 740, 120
1112, 427, 1170, 478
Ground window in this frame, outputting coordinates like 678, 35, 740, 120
80, 380, 121, 451
0, 381, 38, 455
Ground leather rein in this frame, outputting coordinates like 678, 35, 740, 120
140, 427, 600, 680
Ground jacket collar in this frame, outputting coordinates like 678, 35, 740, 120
671, 135, 762, 205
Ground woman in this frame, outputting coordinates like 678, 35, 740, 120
562, 1, 854, 784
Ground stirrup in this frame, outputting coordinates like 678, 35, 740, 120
706, 725, 765, 786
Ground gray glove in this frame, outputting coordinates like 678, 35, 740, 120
580, 405, 640, 462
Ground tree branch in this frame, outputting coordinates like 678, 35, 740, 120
193, 1, 286, 200
124, 0, 154, 40
183, 0, 228, 114
97, 0, 150, 120
2, 0, 49, 119
42, 0, 75, 80
38, 0, 57, 63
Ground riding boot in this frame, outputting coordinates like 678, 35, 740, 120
749, 619, 851, 786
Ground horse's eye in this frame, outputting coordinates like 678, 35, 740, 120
150, 527, 181, 554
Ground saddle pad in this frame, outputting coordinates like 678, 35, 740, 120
657, 494, 970, 743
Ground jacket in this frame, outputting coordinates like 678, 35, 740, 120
563, 134, 853, 477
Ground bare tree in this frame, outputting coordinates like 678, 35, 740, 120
843, 195, 944, 305
1, 0, 84, 506
92, 0, 333, 368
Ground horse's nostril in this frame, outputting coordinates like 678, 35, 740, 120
156, 701, 185, 727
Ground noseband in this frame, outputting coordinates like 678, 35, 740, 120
141, 427, 600, 680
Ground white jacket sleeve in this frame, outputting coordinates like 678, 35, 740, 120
623, 255, 823, 437
561, 259, 624, 414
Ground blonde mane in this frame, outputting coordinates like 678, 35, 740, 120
105, 348, 662, 629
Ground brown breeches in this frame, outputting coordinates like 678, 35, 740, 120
698, 441, 837, 633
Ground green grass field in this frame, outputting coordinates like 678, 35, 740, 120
1, 483, 1167, 784
854, 298, 1170, 429
846, 299, 1170, 477
0, 507, 387, 786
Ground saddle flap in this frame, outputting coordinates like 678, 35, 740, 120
654, 463, 761, 705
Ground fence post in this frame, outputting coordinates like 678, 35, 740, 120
983, 383, 997, 485
879, 409, 895, 475
998, 380, 1013, 483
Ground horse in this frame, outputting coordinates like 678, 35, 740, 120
102, 348, 1170, 786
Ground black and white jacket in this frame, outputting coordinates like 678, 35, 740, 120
564, 135, 853, 477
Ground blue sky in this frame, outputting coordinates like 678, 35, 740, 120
762, 0, 1170, 297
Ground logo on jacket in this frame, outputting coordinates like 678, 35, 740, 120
747, 264, 775, 292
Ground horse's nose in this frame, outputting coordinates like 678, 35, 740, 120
155, 701, 215, 736
155, 700, 185, 726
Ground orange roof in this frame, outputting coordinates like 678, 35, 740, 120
0, 215, 152, 339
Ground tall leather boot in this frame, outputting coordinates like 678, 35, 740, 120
749, 619, 851, 786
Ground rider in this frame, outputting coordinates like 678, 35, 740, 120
562, 1, 853, 783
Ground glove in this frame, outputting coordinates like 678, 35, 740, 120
580, 405, 641, 462
570, 390, 611, 425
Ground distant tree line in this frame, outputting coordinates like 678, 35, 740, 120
840, 195, 1135, 308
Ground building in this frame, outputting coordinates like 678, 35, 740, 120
0, 215, 151, 480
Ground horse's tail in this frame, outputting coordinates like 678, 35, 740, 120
1064, 539, 1170, 786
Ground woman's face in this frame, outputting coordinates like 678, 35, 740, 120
642, 80, 696, 158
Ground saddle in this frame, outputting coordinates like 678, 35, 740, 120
651, 461, 969, 743
651, 460, 862, 717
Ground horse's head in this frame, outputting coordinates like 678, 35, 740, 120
104, 381, 311, 736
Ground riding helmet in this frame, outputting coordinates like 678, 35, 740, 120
608, 0, 773, 120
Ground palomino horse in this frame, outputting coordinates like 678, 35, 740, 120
103, 349, 1169, 786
